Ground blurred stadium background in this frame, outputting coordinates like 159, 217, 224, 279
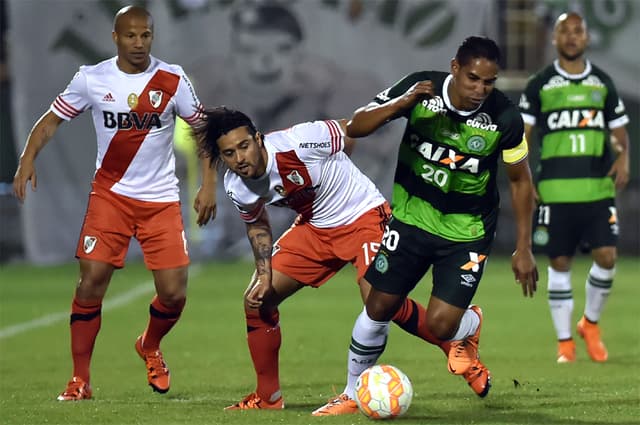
0, 0, 638, 264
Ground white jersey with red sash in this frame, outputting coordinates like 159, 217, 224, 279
50, 56, 202, 202
224, 120, 386, 228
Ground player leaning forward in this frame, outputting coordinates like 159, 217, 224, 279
313, 36, 539, 415
13, 6, 216, 400
192, 106, 489, 413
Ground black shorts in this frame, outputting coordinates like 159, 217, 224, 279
532, 199, 618, 258
364, 217, 495, 309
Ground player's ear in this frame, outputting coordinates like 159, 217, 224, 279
256, 132, 264, 147
450, 59, 459, 76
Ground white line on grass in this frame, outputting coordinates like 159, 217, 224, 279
0, 264, 202, 340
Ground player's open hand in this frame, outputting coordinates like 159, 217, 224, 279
193, 185, 217, 226
12, 161, 37, 203
512, 248, 538, 297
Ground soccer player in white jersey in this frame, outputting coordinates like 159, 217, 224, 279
193, 106, 469, 413
13, 6, 216, 401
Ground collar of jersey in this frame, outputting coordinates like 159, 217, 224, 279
553, 59, 592, 80
442, 74, 483, 117
112, 55, 157, 77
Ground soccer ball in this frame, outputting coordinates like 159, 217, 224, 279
355, 364, 413, 419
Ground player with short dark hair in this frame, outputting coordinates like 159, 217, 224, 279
519, 12, 630, 364
193, 106, 454, 412
13, 5, 216, 400
313, 36, 539, 415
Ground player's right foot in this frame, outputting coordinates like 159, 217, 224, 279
556, 339, 576, 363
224, 392, 284, 410
462, 359, 491, 398
577, 316, 608, 362
135, 335, 170, 393
57, 376, 92, 401
448, 305, 483, 375
311, 394, 359, 416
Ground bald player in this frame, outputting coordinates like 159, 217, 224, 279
13, 5, 216, 400
519, 12, 630, 364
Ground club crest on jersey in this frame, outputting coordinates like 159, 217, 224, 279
83, 236, 98, 254
466, 135, 486, 152
127, 93, 139, 109
149, 90, 163, 108
274, 185, 287, 196
286, 170, 305, 186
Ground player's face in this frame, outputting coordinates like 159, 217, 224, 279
554, 14, 588, 61
217, 127, 267, 178
450, 58, 498, 110
112, 14, 153, 73
231, 29, 299, 94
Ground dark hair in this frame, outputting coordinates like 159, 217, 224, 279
455, 36, 501, 67
192, 107, 258, 163
231, 2, 304, 42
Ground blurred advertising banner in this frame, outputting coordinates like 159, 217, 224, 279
8, 0, 498, 264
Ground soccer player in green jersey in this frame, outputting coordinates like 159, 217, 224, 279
519, 12, 630, 364
312, 36, 538, 416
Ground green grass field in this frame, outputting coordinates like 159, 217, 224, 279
1, 256, 638, 425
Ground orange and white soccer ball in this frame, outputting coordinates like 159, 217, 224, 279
355, 364, 413, 419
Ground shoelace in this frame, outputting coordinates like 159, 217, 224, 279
324, 394, 350, 407
238, 394, 262, 408
63, 379, 86, 397
144, 351, 168, 377
452, 340, 468, 358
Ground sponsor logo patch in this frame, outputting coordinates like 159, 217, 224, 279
83, 236, 98, 254
149, 90, 163, 108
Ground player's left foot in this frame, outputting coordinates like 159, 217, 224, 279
135, 335, 170, 393
577, 316, 608, 362
448, 305, 483, 375
311, 394, 358, 416
462, 359, 491, 398
224, 392, 284, 410
57, 376, 92, 401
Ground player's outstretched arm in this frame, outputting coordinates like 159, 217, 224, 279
505, 159, 538, 297
13, 111, 64, 203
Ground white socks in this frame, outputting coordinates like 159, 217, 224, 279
547, 262, 615, 340
343, 308, 389, 399
584, 263, 614, 322
449, 307, 481, 341
547, 266, 573, 340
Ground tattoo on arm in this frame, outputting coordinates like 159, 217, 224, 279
246, 218, 273, 277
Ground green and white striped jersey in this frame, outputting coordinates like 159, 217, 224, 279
374, 71, 525, 242
519, 59, 629, 203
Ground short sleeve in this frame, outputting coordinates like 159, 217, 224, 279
50, 69, 90, 121
603, 76, 630, 130
174, 66, 203, 126
287, 119, 345, 160
518, 77, 540, 126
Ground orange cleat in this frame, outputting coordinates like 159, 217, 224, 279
135, 335, 170, 393
577, 316, 608, 362
462, 359, 491, 398
556, 339, 576, 363
448, 305, 483, 375
311, 393, 358, 416
57, 376, 92, 401
224, 392, 284, 410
